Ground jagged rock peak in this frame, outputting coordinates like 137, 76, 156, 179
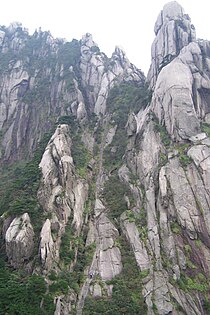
147, 1, 196, 88
112, 46, 130, 65
113, 46, 127, 57
81, 33, 98, 49
155, 1, 186, 34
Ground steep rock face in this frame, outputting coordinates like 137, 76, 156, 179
38, 124, 88, 272
148, 1, 196, 88
151, 40, 210, 141
0, 28, 144, 162
188, 145, 210, 194
39, 219, 55, 271
121, 212, 150, 270
80, 33, 144, 115
92, 199, 122, 281
0, 24, 145, 314
1, 2, 210, 315
124, 2, 210, 314
5, 212, 34, 269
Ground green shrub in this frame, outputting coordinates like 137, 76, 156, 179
60, 223, 75, 264
71, 135, 91, 178
103, 81, 152, 172
49, 278, 69, 295
0, 263, 55, 314
103, 174, 134, 223
57, 39, 80, 73
0, 131, 52, 230
179, 154, 192, 168
107, 82, 151, 117
103, 127, 127, 171
177, 274, 208, 292
90, 46, 100, 53
125, 210, 136, 223
173, 143, 192, 168
201, 122, 210, 137
170, 222, 181, 234
153, 117, 170, 147
0, 49, 17, 74
57, 115, 77, 128
203, 299, 210, 313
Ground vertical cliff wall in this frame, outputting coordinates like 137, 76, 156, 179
1, 1, 210, 315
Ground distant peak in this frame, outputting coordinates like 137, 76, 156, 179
8, 21, 23, 30
114, 46, 126, 56
82, 33, 92, 41
81, 33, 98, 49
112, 46, 129, 64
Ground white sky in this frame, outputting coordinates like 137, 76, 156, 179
0, 0, 209, 74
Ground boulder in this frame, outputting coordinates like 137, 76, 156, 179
5, 213, 34, 268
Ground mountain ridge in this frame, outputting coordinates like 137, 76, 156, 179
1, 1, 210, 314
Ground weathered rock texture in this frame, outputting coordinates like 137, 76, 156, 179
5, 213, 34, 269
125, 1, 210, 313
0, 28, 144, 162
148, 1, 196, 88
1, 1, 210, 315
38, 124, 88, 272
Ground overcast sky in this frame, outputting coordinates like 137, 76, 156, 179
0, 0, 209, 74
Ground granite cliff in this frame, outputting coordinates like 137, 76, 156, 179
1, 1, 210, 314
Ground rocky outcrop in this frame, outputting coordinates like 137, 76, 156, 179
0, 27, 144, 162
38, 124, 88, 272
1, 2, 210, 315
150, 40, 210, 140
146, 1, 210, 144
110, 2, 210, 314
97, 212, 122, 281
54, 291, 77, 315
80, 33, 144, 115
39, 219, 55, 271
5, 213, 34, 269
124, 2, 210, 314
121, 212, 150, 270
148, 1, 196, 88
85, 198, 123, 281
188, 145, 210, 194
